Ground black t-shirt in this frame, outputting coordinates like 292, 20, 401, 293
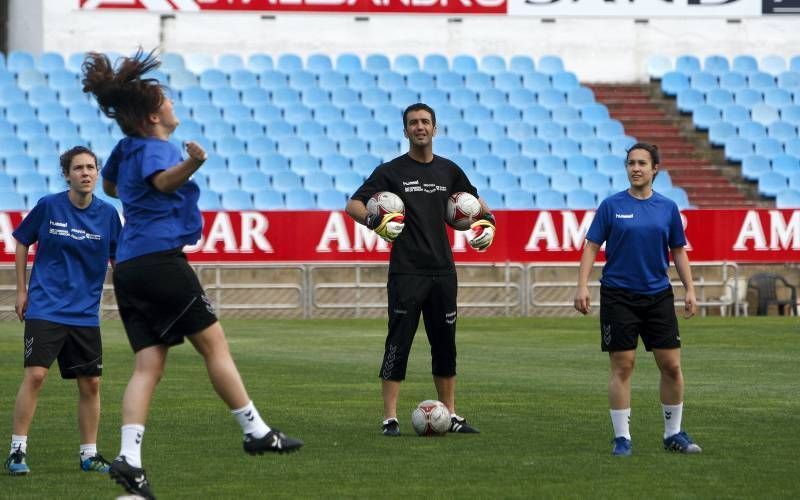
352, 153, 478, 275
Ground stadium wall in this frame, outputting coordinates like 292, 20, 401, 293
5, 0, 800, 82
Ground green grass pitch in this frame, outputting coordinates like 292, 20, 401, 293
0, 317, 798, 499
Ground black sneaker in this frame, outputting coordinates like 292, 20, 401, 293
109, 456, 155, 500
382, 418, 400, 437
243, 429, 303, 454
449, 415, 480, 434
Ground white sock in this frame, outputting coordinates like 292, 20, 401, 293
10, 435, 27, 455
232, 401, 270, 438
663, 402, 683, 439
79, 444, 97, 461
610, 408, 631, 439
119, 424, 145, 468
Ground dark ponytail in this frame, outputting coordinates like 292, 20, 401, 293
81, 48, 165, 137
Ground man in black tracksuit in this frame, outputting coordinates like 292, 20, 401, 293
345, 103, 497, 436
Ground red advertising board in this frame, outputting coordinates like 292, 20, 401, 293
78, 0, 507, 14
1, 209, 797, 263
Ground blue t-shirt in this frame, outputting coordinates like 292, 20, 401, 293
101, 137, 202, 263
13, 192, 122, 326
586, 190, 687, 295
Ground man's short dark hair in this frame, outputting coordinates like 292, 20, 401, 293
402, 103, 436, 128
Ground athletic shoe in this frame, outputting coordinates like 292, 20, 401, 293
612, 437, 632, 456
4, 449, 29, 476
243, 429, 303, 454
109, 455, 155, 500
449, 415, 480, 434
81, 453, 111, 472
664, 431, 702, 454
382, 418, 400, 437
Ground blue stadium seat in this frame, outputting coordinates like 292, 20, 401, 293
703, 55, 729, 76
436, 104, 462, 123
535, 189, 567, 209
436, 137, 460, 156
724, 137, 754, 162
318, 70, 347, 92
771, 154, 800, 177
754, 137, 783, 158
28, 86, 59, 106
495, 72, 523, 92
16, 69, 47, 91
264, 120, 293, 139
551, 72, 580, 92
218, 53, 245, 73
758, 171, 788, 196
446, 121, 476, 141
354, 120, 385, 141
58, 87, 87, 106
596, 154, 624, 175
204, 121, 234, 141
538, 89, 566, 109
503, 189, 535, 209
336, 53, 362, 74
216, 137, 247, 157
436, 71, 464, 91
334, 171, 364, 195
465, 72, 493, 91
536, 155, 565, 175
538, 56, 565, 76
520, 70, 553, 93
463, 104, 492, 123
738, 120, 767, 140
272, 170, 303, 191
551, 172, 581, 192
675, 55, 701, 76
661, 71, 690, 96
283, 104, 313, 125
764, 88, 793, 108
751, 104, 780, 125
450, 89, 479, 108
308, 137, 338, 157
536, 122, 564, 141
509, 55, 535, 75
551, 105, 581, 124
221, 189, 254, 210
479, 188, 504, 208
719, 71, 748, 92
676, 89, 705, 113
776, 189, 800, 208
296, 120, 325, 139
691, 105, 721, 130
303, 172, 334, 193
419, 88, 449, 108
521, 137, 549, 157
508, 88, 536, 109
198, 155, 227, 174
690, 71, 718, 92
476, 122, 506, 142
253, 189, 284, 209
373, 104, 402, 127
580, 103, 610, 125
0, 192, 27, 209
581, 138, 610, 158
259, 70, 288, 92
478, 88, 507, 108
749, 71, 776, 90
331, 87, 360, 108
491, 138, 520, 159
233, 120, 264, 141
361, 88, 390, 107
663, 187, 691, 209
316, 189, 347, 209
741, 155, 771, 180
307, 54, 333, 75
365, 54, 390, 74
567, 87, 594, 107
79, 121, 110, 142
451, 55, 478, 76
450, 154, 473, 171
377, 71, 406, 92
475, 154, 505, 175
722, 104, 751, 125
320, 154, 351, 174
3, 154, 36, 175
277, 54, 303, 74
289, 70, 317, 90
185, 54, 215, 74
506, 122, 534, 142
462, 138, 491, 157
199, 69, 228, 90
284, 188, 316, 209
227, 154, 259, 175
581, 171, 611, 195
734, 89, 762, 110
258, 153, 290, 175
653, 171, 673, 191
314, 104, 344, 125
708, 122, 737, 146
706, 89, 734, 108
277, 136, 307, 156
768, 121, 797, 142
209, 171, 240, 192
566, 189, 597, 209
480, 55, 506, 75
351, 154, 380, 175
393, 54, 420, 75
15, 171, 49, 193
340, 137, 370, 158
777, 71, 800, 90
565, 154, 595, 176
790, 171, 800, 190
551, 137, 581, 157
520, 171, 550, 192
240, 171, 270, 193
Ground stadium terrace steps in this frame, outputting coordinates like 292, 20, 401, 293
588, 83, 759, 208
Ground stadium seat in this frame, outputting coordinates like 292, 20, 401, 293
771, 154, 800, 176
663, 187, 691, 209
253, 188, 284, 209
538, 55, 565, 76
394, 54, 420, 75
0, 192, 27, 209
706, 89, 734, 108
240, 171, 270, 193
732, 55, 759, 75
258, 153, 290, 175
451, 55, 478, 76
691, 105, 721, 130
218, 53, 245, 73
749, 71, 776, 90
751, 104, 781, 125
480, 55, 506, 75
719, 71, 748, 92
537, 155, 565, 175
316, 189, 347, 209
503, 189, 535, 209
228, 154, 259, 175
335, 53, 362, 74
661, 71, 690, 96
690, 71, 718, 93
320, 154, 351, 174
767, 121, 797, 142
566, 189, 597, 209
776, 189, 800, 208
303, 172, 335, 193
724, 137, 754, 162
436, 71, 465, 91
340, 137, 370, 158
535, 189, 566, 209
284, 188, 316, 209
703, 55, 730, 76
741, 155, 771, 180
334, 171, 364, 195
708, 122, 737, 146
479, 88, 508, 108
479, 188, 504, 208
758, 171, 788, 196
365, 54, 390, 74
509, 55, 536, 75
523, 72, 552, 93
307, 53, 333, 75
221, 189, 254, 210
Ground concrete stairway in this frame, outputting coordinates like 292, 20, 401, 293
587, 83, 764, 208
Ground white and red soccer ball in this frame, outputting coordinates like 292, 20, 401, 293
411, 400, 451, 436
446, 192, 482, 231
366, 191, 405, 217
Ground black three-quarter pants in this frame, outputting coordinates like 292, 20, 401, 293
379, 273, 458, 381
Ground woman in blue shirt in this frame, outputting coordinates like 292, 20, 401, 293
5, 146, 121, 476
82, 50, 301, 500
573, 143, 701, 457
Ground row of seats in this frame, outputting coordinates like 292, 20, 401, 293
654, 54, 800, 208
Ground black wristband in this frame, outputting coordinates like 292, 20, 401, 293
365, 213, 380, 230
483, 212, 496, 226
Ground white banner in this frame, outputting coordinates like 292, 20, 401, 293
508, 0, 762, 17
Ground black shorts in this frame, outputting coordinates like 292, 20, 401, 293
380, 273, 458, 381
599, 285, 681, 352
113, 248, 218, 353
23, 319, 102, 379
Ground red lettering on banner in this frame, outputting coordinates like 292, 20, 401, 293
1, 209, 798, 263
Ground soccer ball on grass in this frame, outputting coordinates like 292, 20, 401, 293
411, 400, 451, 436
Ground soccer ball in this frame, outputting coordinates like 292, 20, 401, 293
366, 191, 405, 217
446, 192, 482, 231
411, 400, 451, 436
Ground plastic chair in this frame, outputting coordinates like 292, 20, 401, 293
393, 55, 420, 75
253, 189, 285, 209
661, 71, 690, 96
336, 53, 363, 74
732, 55, 758, 75
538, 56, 564, 76
284, 188, 316, 209
306, 54, 333, 75
776, 189, 800, 208
451, 55, 478, 76
535, 189, 567, 209
509, 55, 536, 75
719, 71, 748, 92
747, 273, 798, 316
365, 54, 390, 74
316, 189, 347, 209
221, 189, 254, 210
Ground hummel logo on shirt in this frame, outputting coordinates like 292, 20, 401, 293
615, 213, 634, 219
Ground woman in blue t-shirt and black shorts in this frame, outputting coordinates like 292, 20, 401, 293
574, 142, 702, 457
81, 49, 301, 499
6, 146, 122, 476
